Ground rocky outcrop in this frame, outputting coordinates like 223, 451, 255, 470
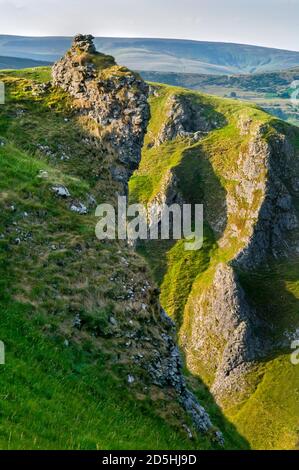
210, 121, 299, 268
232, 126, 298, 268
147, 169, 185, 234
149, 97, 299, 404
155, 94, 224, 146
182, 264, 271, 401
52, 34, 150, 189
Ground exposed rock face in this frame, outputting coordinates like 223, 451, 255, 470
156, 94, 223, 146
182, 264, 271, 401
52, 34, 150, 189
232, 126, 298, 269
147, 309, 220, 438
145, 94, 299, 404
210, 122, 298, 269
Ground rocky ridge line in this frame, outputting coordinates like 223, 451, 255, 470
142, 87, 299, 404
154, 93, 224, 147
52, 35, 223, 443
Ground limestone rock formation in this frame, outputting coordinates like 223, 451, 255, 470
233, 126, 298, 269
52, 34, 150, 189
182, 121, 299, 403
146, 308, 219, 438
180, 121, 299, 403
155, 94, 224, 146
135, 85, 299, 410
182, 263, 271, 401
147, 169, 185, 235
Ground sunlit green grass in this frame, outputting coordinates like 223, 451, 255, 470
130, 82, 299, 450
0, 68, 249, 450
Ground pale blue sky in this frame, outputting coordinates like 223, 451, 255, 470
0, 0, 298, 51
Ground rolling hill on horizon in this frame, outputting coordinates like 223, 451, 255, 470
0, 55, 50, 69
1, 35, 299, 75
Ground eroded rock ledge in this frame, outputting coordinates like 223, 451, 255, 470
52, 34, 150, 189
232, 125, 298, 269
155, 94, 224, 146
145, 89, 299, 405
182, 263, 272, 402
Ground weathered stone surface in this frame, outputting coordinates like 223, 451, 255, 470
70, 202, 88, 214
52, 34, 150, 190
182, 263, 271, 402
180, 119, 299, 403
146, 313, 221, 440
148, 169, 185, 234
237, 114, 253, 136
155, 94, 224, 146
52, 185, 71, 198
233, 127, 298, 269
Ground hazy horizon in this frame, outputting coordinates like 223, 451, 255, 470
0, 33, 298, 54
0, 0, 298, 52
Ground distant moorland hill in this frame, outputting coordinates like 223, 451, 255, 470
0, 55, 50, 69
0, 35, 299, 74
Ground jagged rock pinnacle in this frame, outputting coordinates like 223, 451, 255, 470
52, 34, 150, 192
72, 34, 96, 54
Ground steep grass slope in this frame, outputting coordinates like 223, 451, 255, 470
130, 84, 299, 449
0, 56, 50, 69
0, 65, 247, 450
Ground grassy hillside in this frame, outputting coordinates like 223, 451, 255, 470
129, 83, 299, 449
0, 56, 50, 70
232, 354, 299, 450
1, 35, 299, 74
1, 61, 297, 450
140, 69, 299, 127
0, 67, 248, 450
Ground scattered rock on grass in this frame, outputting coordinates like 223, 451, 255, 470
52, 185, 71, 198
70, 202, 88, 214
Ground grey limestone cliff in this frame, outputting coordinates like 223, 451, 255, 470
52, 34, 150, 190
